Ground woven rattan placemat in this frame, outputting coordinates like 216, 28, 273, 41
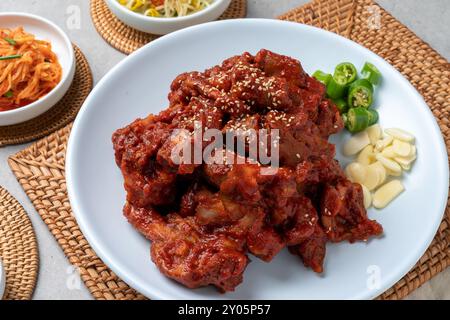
0, 46, 93, 147
0, 186, 39, 300
91, 0, 248, 55
8, 0, 450, 300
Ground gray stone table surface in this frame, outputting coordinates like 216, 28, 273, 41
0, 0, 448, 300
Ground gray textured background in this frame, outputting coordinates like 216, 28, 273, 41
0, 0, 449, 300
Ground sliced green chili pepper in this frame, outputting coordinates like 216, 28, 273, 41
0, 54, 22, 61
367, 109, 379, 126
4, 38, 16, 46
326, 76, 346, 99
334, 62, 357, 85
326, 62, 357, 99
347, 79, 374, 108
3, 90, 13, 98
333, 97, 348, 114
313, 70, 332, 86
346, 107, 370, 133
361, 62, 382, 86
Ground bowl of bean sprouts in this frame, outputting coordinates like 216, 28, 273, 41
105, 0, 232, 35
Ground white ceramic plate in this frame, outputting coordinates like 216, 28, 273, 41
0, 12, 75, 126
0, 258, 5, 299
67, 19, 449, 300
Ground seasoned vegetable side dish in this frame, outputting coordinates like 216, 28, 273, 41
112, 50, 383, 292
118, 0, 212, 17
0, 27, 62, 111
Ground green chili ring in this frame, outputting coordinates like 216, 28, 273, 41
367, 109, 379, 126
361, 62, 382, 86
334, 62, 357, 85
347, 79, 374, 108
326, 76, 347, 99
345, 107, 371, 133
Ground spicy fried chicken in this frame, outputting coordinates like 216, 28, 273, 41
112, 49, 382, 292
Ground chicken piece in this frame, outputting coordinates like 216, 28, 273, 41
156, 127, 197, 174
246, 218, 285, 262
263, 110, 335, 167
255, 49, 307, 88
321, 180, 383, 242
283, 196, 318, 245
219, 164, 262, 204
112, 115, 170, 169
202, 149, 246, 188
316, 99, 344, 138
112, 116, 178, 207
295, 158, 344, 189
289, 225, 327, 273
123, 203, 249, 292
195, 189, 244, 225
261, 167, 298, 226
179, 182, 199, 217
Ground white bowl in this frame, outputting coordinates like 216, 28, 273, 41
0, 12, 75, 126
67, 19, 449, 299
105, 0, 232, 35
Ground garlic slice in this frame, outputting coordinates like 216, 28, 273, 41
381, 146, 396, 158
345, 162, 367, 184
369, 161, 387, 185
367, 124, 381, 145
343, 131, 370, 156
376, 153, 402, 175
394, 156, 416, 170
385, 128, 415, 142
409, 145, 417, 157
386, 167, 402, 177
342, 124, 417, 210
363, 164, 382, 191
361, 184, 372, 209
392, 139, 411, 157
375, 135, 393, 152
357, 145, 375, 165
373, 180, 405, 209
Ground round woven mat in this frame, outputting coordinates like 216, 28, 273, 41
0, 46, 93, 147
0, 186, 39, 300
91, 0, 247, 55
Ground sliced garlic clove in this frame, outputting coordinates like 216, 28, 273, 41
345, 162, 367, 184
367, 124, 381, 145
409, 145, 417, 158
394, 155, 416, 169
399, 161, 411, 171
363, 164, 381, 191
357, 145, 375, 165
392, 139, 411, 157
375, 153, 402, 175
369, 161, 387, 185
361, 184, 372, 209
372, 180, 405, 209
375, 135, 393, 152
381, 146, 396, 158
386, 167, 402, 177
343, 131, 370, 156
385, 128, 415, 142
